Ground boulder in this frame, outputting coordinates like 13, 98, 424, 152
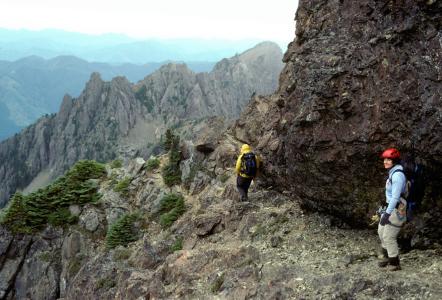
79, 207, 101, 232
126, 157, 146, 177
194, 214, 223, 236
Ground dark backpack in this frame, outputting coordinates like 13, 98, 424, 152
391, 156, 426, 221
241, 152, 257, 177
401, 155, 426, 206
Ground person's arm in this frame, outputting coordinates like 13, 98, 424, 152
386, 172, 406, 214
235, 154, 242, 174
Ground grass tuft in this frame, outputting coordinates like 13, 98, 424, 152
146, 157, 160, 171
114, 177, 131, 196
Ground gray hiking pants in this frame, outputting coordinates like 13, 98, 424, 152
377, 208, 405, 257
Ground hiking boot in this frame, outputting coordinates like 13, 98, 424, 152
378, 248, 389, 268
387, 256, 401, 271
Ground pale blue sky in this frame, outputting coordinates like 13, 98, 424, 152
0, 0, 298, 45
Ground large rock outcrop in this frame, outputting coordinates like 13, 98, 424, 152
232, 0, 441, 238
0, 42, 283, 207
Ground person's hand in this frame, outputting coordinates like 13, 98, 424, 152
380, 213, 391, 226
369, 214, 380, 226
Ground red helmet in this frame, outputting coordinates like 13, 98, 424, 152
381, 148, 400, 159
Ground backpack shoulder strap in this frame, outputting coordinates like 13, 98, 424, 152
388, 168, 405, 184
390, 169, 410, 199
390, 169, 405, 179
392, 169, 404, 175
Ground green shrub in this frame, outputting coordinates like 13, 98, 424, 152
114, 177, 131, 196
158, 193, 183, 214
110, 159, 123, 169
170, 237, 183, 252
0, 193, 28, 232
161, 130, 182, 186
163, 129, 176, 151
47, 208, 78, 227
158, 194, 185, 228
146, 157, 160, 171
0, 160, 105, 234
160, 206, 185, 228
162, 130, 181, 180
162, 164, 182, 186
66, 160, 106, 183
106, 213, 140, 249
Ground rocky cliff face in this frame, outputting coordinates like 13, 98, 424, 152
0, 42, 283, 207
231, 0, 441, 241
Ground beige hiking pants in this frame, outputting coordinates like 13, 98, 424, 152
377, 208, 405, 258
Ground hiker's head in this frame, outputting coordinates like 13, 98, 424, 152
381, 148, 400, 169
383, 158, 394, 169
241, 144, 251, 153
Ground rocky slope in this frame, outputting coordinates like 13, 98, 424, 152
0, 42, 283, 207
0, 140, 441, 299
230, 0, 442, 243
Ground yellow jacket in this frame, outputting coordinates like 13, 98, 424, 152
235, 144, 261, 178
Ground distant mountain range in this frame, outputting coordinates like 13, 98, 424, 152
0, 28, 269, 63
0, 55, 215, 141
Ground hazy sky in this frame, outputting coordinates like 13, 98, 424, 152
0, 0, 299, 44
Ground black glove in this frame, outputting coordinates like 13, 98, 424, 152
380, 213, 391, 226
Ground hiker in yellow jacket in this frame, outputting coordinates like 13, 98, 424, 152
235, 144, 261, 201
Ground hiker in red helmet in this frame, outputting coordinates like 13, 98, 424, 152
377, 147, 407, 271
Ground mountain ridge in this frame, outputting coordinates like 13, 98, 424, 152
0, 55, 217, 141
0, 42, 284, 207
